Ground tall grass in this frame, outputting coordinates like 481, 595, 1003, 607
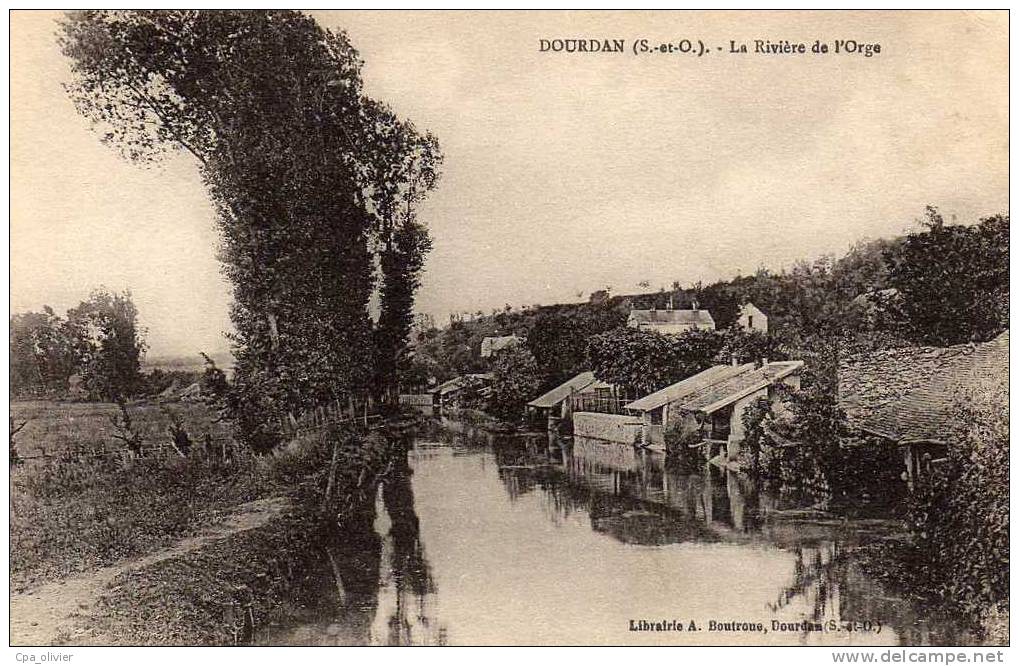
10, 399, 400, 594
10, 447, 281, 591
10, 400, 230, 459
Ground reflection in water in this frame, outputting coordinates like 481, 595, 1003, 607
269, 421, 974, 646
375, 438, 445, 645
272, 438, 445, 646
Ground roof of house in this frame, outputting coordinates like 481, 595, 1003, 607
625, 361, 804, 414
480, 335, 523, 357
839, 331, 1008, 443
527, 371, 599, 408
680, 361, 804, 414
627, 308, 715, 327
625, 364, 750, 411
428, 373, 494, 395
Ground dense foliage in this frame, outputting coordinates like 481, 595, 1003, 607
906, 382, 1009, 628
525, 304, 626, 388
10, 290, 147, 401
60, 10, 441, 448
883, 207, 1009, 346
10, 307, 75, 396
487, 346, 542, 421
585, 327, 720, 396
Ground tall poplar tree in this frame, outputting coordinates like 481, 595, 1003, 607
61, 11, 440, 448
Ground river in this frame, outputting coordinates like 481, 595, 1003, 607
265, 418, 970, 646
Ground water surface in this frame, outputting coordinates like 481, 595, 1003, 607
270, 419, 968, 646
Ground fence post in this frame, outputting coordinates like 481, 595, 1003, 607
323, 438, 341, 510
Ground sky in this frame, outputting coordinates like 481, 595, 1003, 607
10, 10, 1009, 358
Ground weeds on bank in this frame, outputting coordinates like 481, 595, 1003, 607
10, 410, 403, 594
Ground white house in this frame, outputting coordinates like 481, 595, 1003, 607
737, 302, 768, 333
627, 302, 715, 335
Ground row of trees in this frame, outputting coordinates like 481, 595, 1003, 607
10, 289, 147, 401
61, 11, 442, 449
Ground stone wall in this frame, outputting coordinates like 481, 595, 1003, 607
573, 412, 642, 445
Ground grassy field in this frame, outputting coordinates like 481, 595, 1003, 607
9, 399, 276, 591
9, 397, 403, 600
10, 400, 232, 459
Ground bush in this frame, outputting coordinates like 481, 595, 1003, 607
487, 346, 541, 421
906, 383, 1008, 630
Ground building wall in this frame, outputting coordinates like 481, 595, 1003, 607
630, 321, 715, 335
737, 303, 768, 333
726, 387, 769, 457
573, 412, 642, 445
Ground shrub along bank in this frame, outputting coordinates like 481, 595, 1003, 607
10, 421, 399, 593
60, 427, 405, 646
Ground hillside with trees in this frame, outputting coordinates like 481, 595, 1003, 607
408, 208, 1008, 397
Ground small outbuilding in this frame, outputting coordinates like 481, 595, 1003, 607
625, 360, 804, 453
526, 371, 600, 419
480, 335, 523, 358
428, 373, 493, 410
839, 330, 1007, 488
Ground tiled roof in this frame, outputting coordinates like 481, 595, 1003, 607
428, 373, 493, 395
839, 331, 1008, 443
627, 309, 715, 327
624, 364, 750, 411
625, 361, 804, 414
527, 371, 598, 408
680, 361, 804, 414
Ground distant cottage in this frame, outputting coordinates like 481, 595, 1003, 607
737, 302, 768, 333
625, 360, 804, 454
428, 373, 493, 410
480, 335, 523, 358
627, 302, 715, 335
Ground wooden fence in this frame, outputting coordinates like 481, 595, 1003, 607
272, 395, 382, 437
569, 395, 636, 416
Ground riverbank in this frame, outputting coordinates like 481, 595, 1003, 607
11, 496, 290, 645
10, 414, 411, 646
853, 539, 1009, 646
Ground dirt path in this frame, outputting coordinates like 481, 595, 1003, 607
10, 496, 290, 646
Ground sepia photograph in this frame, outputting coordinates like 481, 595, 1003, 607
7, 9, 1009, 651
